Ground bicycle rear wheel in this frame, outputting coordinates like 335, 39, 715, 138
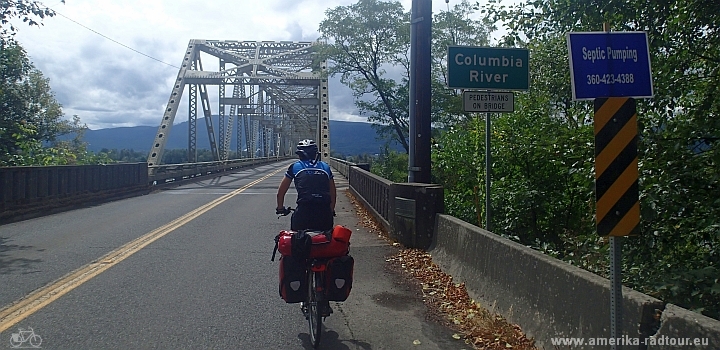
307, 270, 322, 348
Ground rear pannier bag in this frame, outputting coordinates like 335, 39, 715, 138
277, 226, 352, 259
279, 255, 307, 303
325, 255, 354, 302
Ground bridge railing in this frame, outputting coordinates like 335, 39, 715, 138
149, 157, 287, 186
328, 157, 720, 350
0, 157, 290, 223
0, 163, 149, 223
327, 157, 443, 249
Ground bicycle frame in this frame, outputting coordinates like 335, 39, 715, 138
306, 258, 328, 348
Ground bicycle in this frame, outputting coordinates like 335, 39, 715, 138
10, 327, 42, 348
303, 256, 331, 348
272, 207, 336, 349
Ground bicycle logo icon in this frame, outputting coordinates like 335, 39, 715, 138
9, 327, 42, 348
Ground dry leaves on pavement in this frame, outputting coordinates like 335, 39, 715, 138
346, 190, 537, 350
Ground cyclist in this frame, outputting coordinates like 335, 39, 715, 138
276, 139, 336, 230
276, 139, 337, 316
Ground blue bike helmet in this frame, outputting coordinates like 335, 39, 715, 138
295, 139, 318, 161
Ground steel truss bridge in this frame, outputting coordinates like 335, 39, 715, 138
147, 40, 330, 166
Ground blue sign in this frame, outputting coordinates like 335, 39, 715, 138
567, 32, 653, 100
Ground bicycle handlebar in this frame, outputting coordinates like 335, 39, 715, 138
276, 207, 294, 217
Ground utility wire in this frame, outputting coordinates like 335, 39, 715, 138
40, 2, 180, 69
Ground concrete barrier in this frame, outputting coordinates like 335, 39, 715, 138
329, 157, 720, 348
430, 214, 671, 350
648, 304, 720, 349
0, 163, 149, 224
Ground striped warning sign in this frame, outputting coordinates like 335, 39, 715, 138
594, 97, 640, 237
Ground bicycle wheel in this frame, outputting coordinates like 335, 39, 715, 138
307, 270, 322, 348
29, 334, 42, 347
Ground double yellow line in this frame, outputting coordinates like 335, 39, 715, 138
0, 166, 285, 333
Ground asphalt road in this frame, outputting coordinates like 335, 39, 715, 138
0, 161, 463, 349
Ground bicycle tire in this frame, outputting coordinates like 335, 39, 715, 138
307, 270, 322, 348
29, 334, 42, 347
9, 337, 22, 348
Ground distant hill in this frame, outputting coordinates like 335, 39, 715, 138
75, 119, 403, 157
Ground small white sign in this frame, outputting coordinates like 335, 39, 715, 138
463, 91, 514, 112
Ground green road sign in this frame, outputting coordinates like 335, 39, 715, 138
447, 46, 529, 90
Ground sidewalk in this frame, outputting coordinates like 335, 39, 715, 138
319, 171, 464, 350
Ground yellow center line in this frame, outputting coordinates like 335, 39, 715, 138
0, 165, 286, 333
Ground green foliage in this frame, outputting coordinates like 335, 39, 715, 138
432, 122, 485, 227
0, 0, 61, 39
318, 0, 411, 151
99, 148, 148, 163
371, 146, 408, 183
318, 0, 493, 150
0, 41, 111, 166
161, 149, 217, 164
476, 0, 720, 319
431, 0, 493, 127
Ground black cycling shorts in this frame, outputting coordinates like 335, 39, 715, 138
291, 204, 333, 231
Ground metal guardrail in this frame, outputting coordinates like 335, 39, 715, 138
0, 157, 291, 223
149, 157, 290, 186
0, 163, 149, 223
328, 157, 444, 249
328, 157, 393, 232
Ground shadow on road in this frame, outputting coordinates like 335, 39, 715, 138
0, 236, 42, 275
298, 329, 372, 350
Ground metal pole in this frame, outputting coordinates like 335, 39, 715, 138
602, 21, 623, 349
610, 236, 623, 349
485, 112, 492, 232
408, 0, 432, 183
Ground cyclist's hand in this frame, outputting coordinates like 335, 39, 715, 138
276, 207, 291, 216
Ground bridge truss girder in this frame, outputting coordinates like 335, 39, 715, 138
147, 40, 329, 166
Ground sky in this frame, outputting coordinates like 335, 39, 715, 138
11, 0, 494, 130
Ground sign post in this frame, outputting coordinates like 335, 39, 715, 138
450, 46, 528, 232
568, 28, 652, 350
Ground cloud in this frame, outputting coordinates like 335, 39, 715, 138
11, 0, 466, 130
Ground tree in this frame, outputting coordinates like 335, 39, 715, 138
318, 0, 411, 152
1, 40, 66, 164
431, 0, 493, 127
318, 0, 494, 150
1, 0, 62, 39
482, 0, 720, 319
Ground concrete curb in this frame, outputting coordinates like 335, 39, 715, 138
429, 214, 668, 350
648, 304, 720, 349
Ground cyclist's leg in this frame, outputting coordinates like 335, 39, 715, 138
291, 205, 312, 231
294, 203, 334, 231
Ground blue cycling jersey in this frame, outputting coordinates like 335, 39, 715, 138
285, 160, 333, 205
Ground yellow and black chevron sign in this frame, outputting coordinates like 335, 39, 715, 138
594, 97, 640, 237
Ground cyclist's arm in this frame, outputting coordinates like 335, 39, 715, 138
329, 178, 337, 212
277, 176, 292, 210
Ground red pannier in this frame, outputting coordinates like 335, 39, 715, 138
279, 254, 307, 303
277, 225, 352, 258
325, 255, 354, 301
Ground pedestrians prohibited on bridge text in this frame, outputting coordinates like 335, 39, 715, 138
463, 91, 514, 112
567, 32, 653, 100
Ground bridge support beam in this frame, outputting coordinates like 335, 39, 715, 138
148, 40, 328, 165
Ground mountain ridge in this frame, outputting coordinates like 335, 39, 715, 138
77, 119, 402, 157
